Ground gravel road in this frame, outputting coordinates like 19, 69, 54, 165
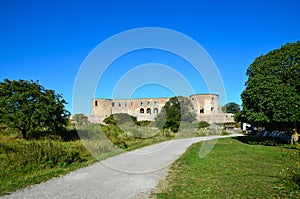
2, 134, 243, 199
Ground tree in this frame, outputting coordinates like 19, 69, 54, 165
223, 102, 241, 113
240, 41, 300, 132
155, 96, 196, 132
72, 114, 89, 126
0, 79, 70, 138
103, 113, 137, 125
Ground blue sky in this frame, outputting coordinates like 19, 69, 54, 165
0, 0, 299, 114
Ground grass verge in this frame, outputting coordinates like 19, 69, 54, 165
154, 137, 300, 198
0, 125, 171, 196
0, 138, 96, 196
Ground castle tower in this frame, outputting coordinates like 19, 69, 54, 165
189, 94, 219, 123
92, 99, 112, 120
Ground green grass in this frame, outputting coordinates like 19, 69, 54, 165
0, 124, 172, 196
154, 137, 300, 198
0, 138, 96, 196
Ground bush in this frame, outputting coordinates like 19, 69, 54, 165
160, 128, 175, 137
235, 135, 287, 146
103, 113, 137, 125
136, 120, 151, 126
197, 128, 208, 136
28, 128, 80, 141
99, 124, 133, 149
198, 121, 210, 129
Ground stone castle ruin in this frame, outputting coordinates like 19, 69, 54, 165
90, 94, 234, 124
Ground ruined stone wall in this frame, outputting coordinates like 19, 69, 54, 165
91, 94, 234, 123
91, 99, 112, 121
110, 97, 169, 121
189, 94, 219, 123
91, 97, 169, 122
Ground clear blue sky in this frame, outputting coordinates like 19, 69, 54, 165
1, 0, 299, 114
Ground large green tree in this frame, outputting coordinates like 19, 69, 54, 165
240, 41, 300, 132
223, 102, 241, 113
155, 96, 196, 132
72, 114, 89, 126
0, 79, 70, 138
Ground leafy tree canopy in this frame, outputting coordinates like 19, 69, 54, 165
240, 41, 300, 132
72, 114, 89, 126
103, 113, 137, 125
198, 121, 210, 129
223, 102, 241, 113
155, 96, 196, 132
0, 79, 70, 138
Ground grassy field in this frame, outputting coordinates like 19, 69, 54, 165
0, 122, 244, 196
0, 123, 173, 196
0, 137, 97, 196
154, 137, 300, 198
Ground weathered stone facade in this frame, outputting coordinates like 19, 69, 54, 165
91, 94, 234, 124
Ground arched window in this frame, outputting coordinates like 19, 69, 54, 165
200, 108, 204, 114
154, 101, 157, 106
147, 101, 151, 106
140, 108, 144, 114
146, 108, 151, 114
140, 101, 144, 106
154, 108, 158, 114
95, 100, 98, 106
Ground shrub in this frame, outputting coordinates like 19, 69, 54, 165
160, 128, 175, 137
103, 113, 137, 125
198, 121, 210, 129
136, 120, 151, 126
197, 128, 208, 136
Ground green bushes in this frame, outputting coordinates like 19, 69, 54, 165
236, 135, 289, 146
103, 113, 137, 125
198, 121, 210, 129
155, 96, 196, 132
100, 124, 128, 148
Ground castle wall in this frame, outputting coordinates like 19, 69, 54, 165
91, 99, 112, 121
91, 94, 234, 124
189, 94, 219, 122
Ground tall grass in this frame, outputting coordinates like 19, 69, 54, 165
0, 137, 95, 195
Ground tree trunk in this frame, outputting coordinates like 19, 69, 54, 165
21, 129, 27, 139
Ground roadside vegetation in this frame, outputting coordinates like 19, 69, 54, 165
0, 104, 223, 197
238, 41, 300, 137
0, 117, 217, 196
154, 136, 300, 198
0, 131, 96, 196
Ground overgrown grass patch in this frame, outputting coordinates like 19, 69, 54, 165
0, 124, 172, 196
154, 138, 300, 198
0, 138, 96, 196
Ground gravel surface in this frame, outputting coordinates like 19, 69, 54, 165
2, 134, 243, 199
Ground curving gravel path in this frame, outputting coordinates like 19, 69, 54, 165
2, 134, 243, 199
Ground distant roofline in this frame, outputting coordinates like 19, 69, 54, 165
93, 93, 219, 101
189, 93, 219, 97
